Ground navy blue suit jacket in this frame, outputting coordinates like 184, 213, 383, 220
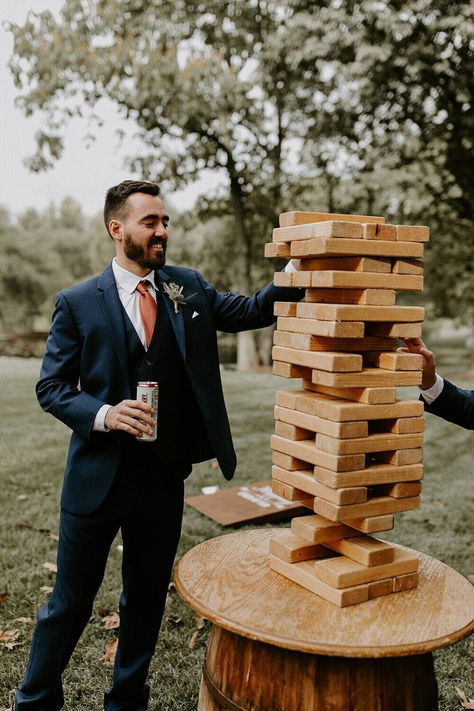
37, 262, 301, 514
423, 379, 474, 430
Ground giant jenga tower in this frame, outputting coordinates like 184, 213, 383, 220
266, 211, 429, 607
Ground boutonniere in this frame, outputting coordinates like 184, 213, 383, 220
162, 282, 197, 314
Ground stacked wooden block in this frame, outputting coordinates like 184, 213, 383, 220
266, 210, 429, 607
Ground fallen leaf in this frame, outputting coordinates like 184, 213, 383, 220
0, 592, 9, 604
101, 638, 118, 666
194, 614, 205, 630
209, 459, 219, 469
168, 616, 183, 625
17, 495, 28, 501
102, 613, 120, 630
456, 688, 474, 709
188, 630, 200, 649
43, 562, 57, 573
431, 499, 445, 507
9, 475, 16, 483
40, 586, 53, 594
14, 617, 34, 626
0, 629, 20, 649
40, 529, 59, 542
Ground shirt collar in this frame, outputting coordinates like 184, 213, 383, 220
112, 258, 155, 294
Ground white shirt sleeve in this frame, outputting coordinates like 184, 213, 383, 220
93, 404, 112, 432
419, 373, 444, 404
284, 260, 297, 273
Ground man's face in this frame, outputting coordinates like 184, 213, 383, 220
117, 192, 169, 272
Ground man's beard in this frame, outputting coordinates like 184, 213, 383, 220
123, 233, 166, 270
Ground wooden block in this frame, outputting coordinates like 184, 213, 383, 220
314, 547, 419, 588
324, 535, 395, 567
396, 225, 430, 242
292, 271, 313, 287
270, 556, 369, 607
363, 223, 396, 240
393, 571, 419, 592
279, 211, 385, 227
345, 514, 394, 534
368, 579, 394, 598
274, 404, 368, 439
314, 494, 420, 522
275, 390, 298, 410
274, 332, 397, 353
264, 242, 291, 258
310, 271, 423, 291
271, 480, 314, 507
315, 432, 423, 456
274, 420, 312, 441
277, 316, 365, 338
296, 303, 425, 323
375, 481, 423, 498
271, 435, 366, 472
291, 514, 360, 544
374, 449, 423, 465
269, 532, 331, 563
392, 258, 424, 275
273, 272, 293, 288
272, 465, 367, 505
274, 302, 298, 317
273, 221, 363, 243
272, 451, 310, 471
303, 381, 397, 405
365, 322, 423, 338
290, 237, 424, 259
299, 386, 422, 418
296, 256, 392, 273
365, 352, 424, 371
310, 368, 422, 388
313, 462, 423, 488
273, 361, 311, 379
368, 417, 425, 434
272, 346, 363, 373
304, 288, 396, 306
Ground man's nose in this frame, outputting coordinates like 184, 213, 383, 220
155, 222, 168, 239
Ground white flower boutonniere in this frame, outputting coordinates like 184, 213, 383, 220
162, 282, 197, 314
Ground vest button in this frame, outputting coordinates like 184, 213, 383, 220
144, 359, 153, 366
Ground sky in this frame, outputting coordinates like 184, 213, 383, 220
0, 0, 222, 219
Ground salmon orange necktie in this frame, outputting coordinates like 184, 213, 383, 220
136, 281, 157, 348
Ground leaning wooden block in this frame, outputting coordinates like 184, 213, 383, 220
324, 535, 395, 567
290, 237, 424, 259
393, 571, 419, 592
291, 514, 360, 544
274, 404, 368, 438
269, 531, 331, 563
365, 352, 424, 371
272, 465, 367, 505
273, 361, 311, 379
304, 288, 396, 306
296, 303, 425, 323
396, 225, 430, 242
274, 301, 298, 317
270, 556, 369, 607
314, 547, 419, 588
310, 367, 422, 388
273, 221, 363, 243
271, 435, 366, 472
277, 316, 365, 338
272, 451, 310, 471
374, 448, 423, 465
313, 462, 423, 489
392, 258, 424, 275
279, 211, 384, 228
315, 431, 423, 455
310, 270, 423, 291
303, 381, 397, 406
345, 514, 394, 534
272, 346, 363, 373
314, 494, 420, 522
271, 480, 314, 507
363, 223, 396, 240
375, 481, 423, 498
295, 256, 392, 273
274, 332, 397, 353
274, 420, 312, 441
264, 242, 291, 258
365, 322, 423, 338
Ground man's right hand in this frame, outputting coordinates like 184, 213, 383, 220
399, 338, 437, 390
104, 400, 155, 437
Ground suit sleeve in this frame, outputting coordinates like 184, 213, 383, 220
423, 379, 474, 430
36, 293, 107, 439
196, 272, 303, 333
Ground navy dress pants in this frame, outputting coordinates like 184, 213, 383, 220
16, 462, 185, 711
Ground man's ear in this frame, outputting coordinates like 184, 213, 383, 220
109, 219, 122, 240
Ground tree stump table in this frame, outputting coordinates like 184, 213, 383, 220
174, 529, 474, 711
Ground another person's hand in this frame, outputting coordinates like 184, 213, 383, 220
399, 338, 437, 390
104, 399, 155, 436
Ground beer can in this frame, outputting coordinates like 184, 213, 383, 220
136, 381, 158, 442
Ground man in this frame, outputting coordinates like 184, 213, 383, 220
401, 337, 474, 429
16, 180, 302, 710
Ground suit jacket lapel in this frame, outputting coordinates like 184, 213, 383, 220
157, 269, 187, 362
97, 263, 130, 381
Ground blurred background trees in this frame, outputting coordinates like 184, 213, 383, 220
3, 0, 473, 365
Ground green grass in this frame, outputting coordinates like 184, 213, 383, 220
0, 357, 473, 710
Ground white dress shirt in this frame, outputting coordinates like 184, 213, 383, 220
93, 259, 157, 431
419, 373, 444, 404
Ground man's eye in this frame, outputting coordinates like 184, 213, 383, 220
145, 222, 154, 227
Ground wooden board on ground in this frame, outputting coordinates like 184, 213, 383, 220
185, 480, 309, 526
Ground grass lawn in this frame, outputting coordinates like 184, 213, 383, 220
0, 356, 473, 710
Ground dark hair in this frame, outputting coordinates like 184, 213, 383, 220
103, 180, 160, 238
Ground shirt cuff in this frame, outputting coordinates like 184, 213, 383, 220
284, 260, 297, 273
93, 404, 112, 432
419, 374, 444, 404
